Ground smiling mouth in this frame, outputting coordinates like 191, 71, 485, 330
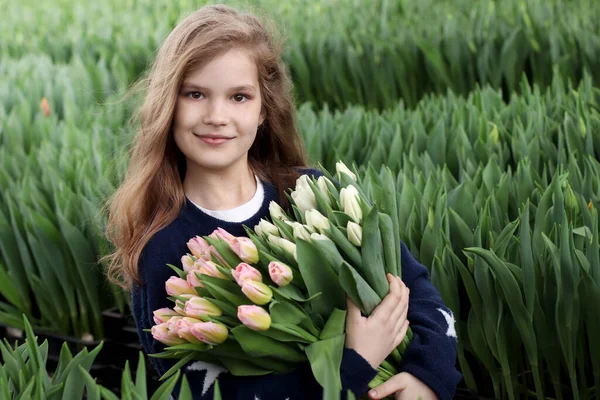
193, 134, 233, 145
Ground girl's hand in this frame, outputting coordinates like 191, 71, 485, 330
345, 273, 410, 369
368, 372, 439, 400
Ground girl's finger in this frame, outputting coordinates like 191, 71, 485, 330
394, 320, 410, 347
371, 276, 402, 319
368, 372, 408, 399
346, 296, 362, 322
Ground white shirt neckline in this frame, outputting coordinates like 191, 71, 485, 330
187, 175, 265, 223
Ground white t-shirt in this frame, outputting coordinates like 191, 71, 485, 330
188, 175, 264, 222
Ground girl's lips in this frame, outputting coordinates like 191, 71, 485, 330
194, 134, 233, 145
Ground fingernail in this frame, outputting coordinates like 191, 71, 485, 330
369, 389, 377, 397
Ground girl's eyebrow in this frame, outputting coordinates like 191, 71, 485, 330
181, 83, 257, 93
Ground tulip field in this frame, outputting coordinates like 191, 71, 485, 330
1, 0, 600, 398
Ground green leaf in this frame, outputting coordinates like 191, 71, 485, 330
361, 206, 389, 298
296, 239, 345, 318
339, 261, 381, 316
231, 325, 306, 363
306, 334, 345, 395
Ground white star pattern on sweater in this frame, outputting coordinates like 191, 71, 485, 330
437, 308, 457, 339
186, 361, 227, 395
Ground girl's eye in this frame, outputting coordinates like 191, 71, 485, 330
232, 94, 248, 103
187, 92, 204, 100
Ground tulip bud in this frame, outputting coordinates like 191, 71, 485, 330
290, 176, 317, 212
292, 223, 312, 241
269, 201, 290, 221
255, 219, 280, 238
151, 323, 186, 346
347, 221, 363, 247
195, 259, 230, 280
175, 317, 204, 343
231, 237, 259, 264
241, 280, 273, 305
184, 296, 223, 319
166, 316, 184, 333
153, 308, 180, 325
237, 305, 271, 331
305, 209, 331, 234
565, 184, 579, 214
166, 276, 196, 296
336, 161, 357, 182
232, 263, 263, 286
317, 176, 333, 204
187, 270, 205, 288
210, 227, 237, 246
268, 235, 297, 261
187, 236, 210, 259
191, 321, 229, 345
181, 254, 197, 273
340, 185, 362, 224
268, 261, 293, 287
174, 294, 195, 314
311, 233, 334, 244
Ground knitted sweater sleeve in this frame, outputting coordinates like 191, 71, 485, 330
396, 242, 463, 400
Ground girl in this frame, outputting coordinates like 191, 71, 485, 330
104, 5, 462, 399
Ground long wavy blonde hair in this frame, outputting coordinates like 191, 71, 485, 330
103, 5, 308, 290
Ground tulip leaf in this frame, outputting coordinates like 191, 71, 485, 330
305, 334, 345, 395
361, 206, 389, 298
152, 370, 182, 398
231, 325, 306, 362
327, 224, 362, 269
296, 239, 345, 318
199, 275, 250, 308
320, 308, 346, 340
339, 261, 380, 316
205, 236, 240, 269
378, 213, 398, 277
166, 264, 186, 279
270, 285, 320, 303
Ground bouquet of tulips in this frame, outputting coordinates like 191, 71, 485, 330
149, 161, 413, 394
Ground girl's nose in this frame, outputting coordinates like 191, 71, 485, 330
202, 100, 229, 126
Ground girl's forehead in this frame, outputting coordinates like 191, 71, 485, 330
184, 48, 259, 87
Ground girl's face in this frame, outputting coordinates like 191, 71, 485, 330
173, 47, 265, 175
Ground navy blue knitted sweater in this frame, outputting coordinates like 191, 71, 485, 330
131, 168, 462, 399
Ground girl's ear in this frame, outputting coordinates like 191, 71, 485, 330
259, 112, 266, 126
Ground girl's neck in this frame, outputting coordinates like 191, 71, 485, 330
183, 162, 257, 211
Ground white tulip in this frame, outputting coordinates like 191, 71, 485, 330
347, 222, 363, 247
255, 219, 280, 238
336, 161, 357, 182
305, 209, 331, 234
340, 185, 362, 224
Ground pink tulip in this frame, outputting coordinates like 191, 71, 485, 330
174, 294, 195, 314
167, 316, 184, 332
174, 317, 203, 343
184, 297, 223, 319
230, 237, 259, 264
187, 270, 205, 288
165, 276, 196, 296
194, 259, 230, 280
181, 254, 196, 273
241, 280, 273, 305
191, 321, 229, 345
153, 308, 180, 324
151, 323, 186, 346
268, 261, 293, 287
232, 263, 262, 286
237, 305, 271, 331
187, 236, 211, 259
210, 228, 237, 245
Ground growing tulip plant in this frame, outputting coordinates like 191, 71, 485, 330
147, 161, 412, 392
